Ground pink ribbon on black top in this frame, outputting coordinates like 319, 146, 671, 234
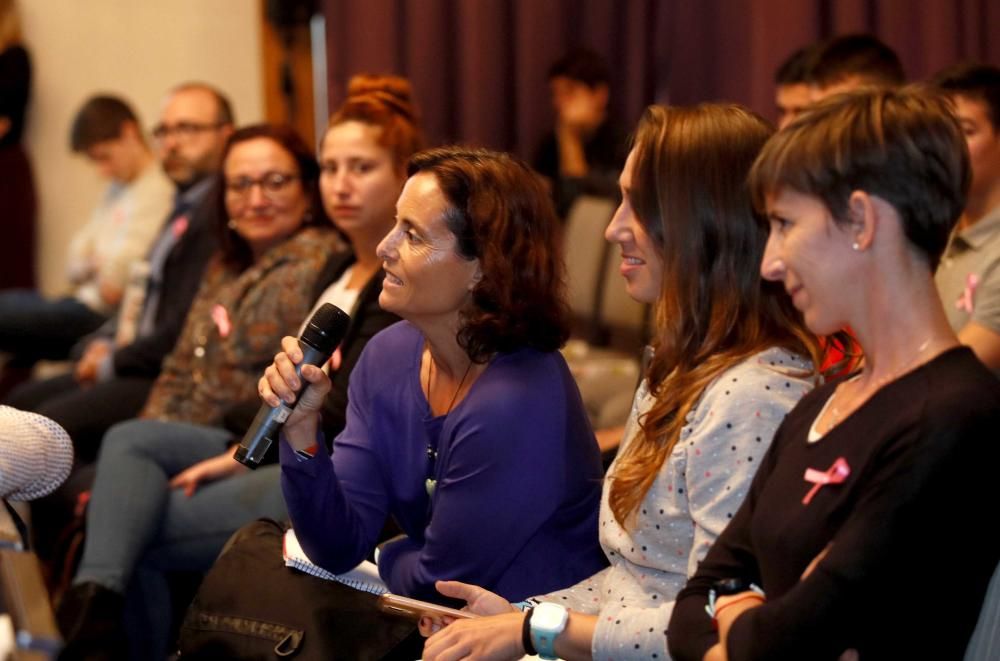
802, 457, 851, 505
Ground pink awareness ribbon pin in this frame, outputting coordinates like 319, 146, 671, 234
956, 273, 980, 313
802, 457, 851, 505
211, 303, 232, 338
172, 215, 190, 239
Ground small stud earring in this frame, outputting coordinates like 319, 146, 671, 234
227, 219, 238, 230
852, 242, 861, 251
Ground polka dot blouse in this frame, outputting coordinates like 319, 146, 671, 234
535, 347, 814, 660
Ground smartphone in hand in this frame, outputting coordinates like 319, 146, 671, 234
377, 593, 477, 621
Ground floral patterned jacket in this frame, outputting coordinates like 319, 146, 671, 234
141, 226, 341, 424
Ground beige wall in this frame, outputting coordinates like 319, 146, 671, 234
20, 0, 263, 294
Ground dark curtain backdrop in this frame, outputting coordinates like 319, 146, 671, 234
321, 0, 999, 159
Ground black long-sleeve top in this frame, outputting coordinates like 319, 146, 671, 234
669, 347, 1000, 660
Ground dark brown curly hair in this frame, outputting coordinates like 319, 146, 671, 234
407, 147, 571, 362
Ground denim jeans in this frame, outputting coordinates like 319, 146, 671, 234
76, 418, 287, 660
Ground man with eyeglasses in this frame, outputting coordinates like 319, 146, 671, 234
6, 82, 235, 563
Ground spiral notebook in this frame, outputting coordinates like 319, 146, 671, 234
282, 528, 388, 595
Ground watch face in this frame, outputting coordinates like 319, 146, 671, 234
532, 602, 568, 629
713, 577, 753, 596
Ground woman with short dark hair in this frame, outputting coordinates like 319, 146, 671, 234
668, 88, 1000, 661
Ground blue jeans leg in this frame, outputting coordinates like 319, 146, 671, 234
74, 419, 234, 592
124, 464, 286, 660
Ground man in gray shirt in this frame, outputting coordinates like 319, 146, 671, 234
933, 64, 1000, 374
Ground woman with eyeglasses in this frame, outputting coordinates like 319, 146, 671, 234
55, 123, 340, 660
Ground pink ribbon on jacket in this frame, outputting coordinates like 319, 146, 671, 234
802, 457, 851, 505
211, 303, 232, 338
172, 215, 190, 240
956, 273, 980, 313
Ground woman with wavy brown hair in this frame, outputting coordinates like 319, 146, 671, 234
419, 104, 823, 661
264, 145, 607, 601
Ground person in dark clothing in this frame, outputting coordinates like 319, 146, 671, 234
0, 0, 35, 292
533, 48, 627, 218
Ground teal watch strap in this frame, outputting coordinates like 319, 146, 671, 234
529, 603, 567, 660
531, 629, 559, 660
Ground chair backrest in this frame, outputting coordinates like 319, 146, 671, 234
563, 196, 616, 342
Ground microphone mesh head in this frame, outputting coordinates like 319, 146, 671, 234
301, 303, 351, 354
0, 406, 74, 501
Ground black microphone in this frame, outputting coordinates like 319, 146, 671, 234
234, 303, 350, 468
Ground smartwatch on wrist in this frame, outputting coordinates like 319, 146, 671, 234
706, 578, 765, 619
529, 602, 568, 660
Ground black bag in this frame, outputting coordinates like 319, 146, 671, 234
177, 519, 422, 660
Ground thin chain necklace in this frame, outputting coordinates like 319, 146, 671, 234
424, 354, 473, 417
822, 337, 947, 434
423, 354, 473, 499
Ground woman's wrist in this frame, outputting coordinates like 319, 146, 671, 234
282, 413, 321, 451
713, 591, 765, 652
714, 593, 764, 623
553, 610, 597, 660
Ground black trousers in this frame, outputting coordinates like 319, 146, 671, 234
6, 372, 154, 463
